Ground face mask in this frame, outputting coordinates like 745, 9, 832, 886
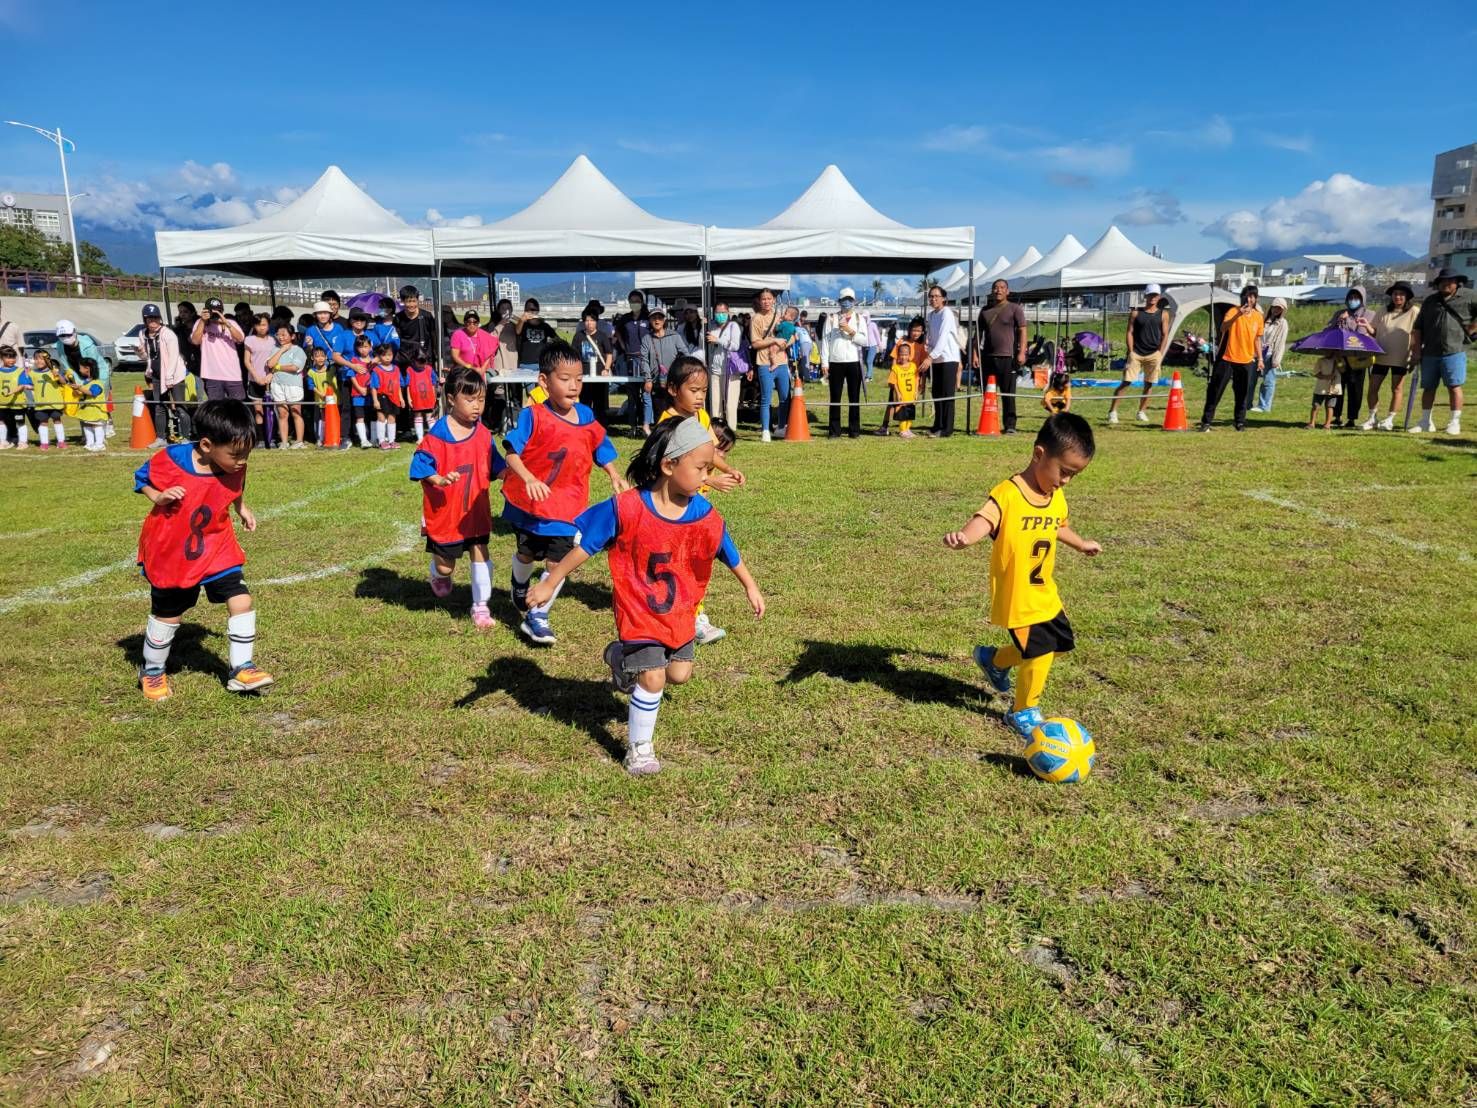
714, 313, 729, 324
1347, 298, 1362, 311
840, 299, 855, 309
628, 302, 642, 312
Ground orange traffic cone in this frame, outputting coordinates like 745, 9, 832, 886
976, 375, 1002, 436
784, 380, 811, 442
321, 391, 341, 448
129, 386, 155, 448
1163, 371, 1189, 431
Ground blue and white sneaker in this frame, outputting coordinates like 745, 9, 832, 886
510, 572, 529, 613
519, 608, 557, 645
1006, 707, 1045, 741
973, 645, 1012, 694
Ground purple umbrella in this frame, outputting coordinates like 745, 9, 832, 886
1072, 331, 1109, 354
345, 290, 397, 317
1291, 326, 1383, 356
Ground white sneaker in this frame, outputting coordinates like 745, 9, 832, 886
624, 743, 661, 776
1378, 415, 1395, 431
1107, 410, 1119, 425
1408, 417, 1434, 434
1360, 413, 1378, 431
104, 423, 115, 438
1445, 416, 1462, 435
694, 612, 726, 646
1136, 410, 1150, 423
761, 430, 772, 443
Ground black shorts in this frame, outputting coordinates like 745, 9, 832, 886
377, 396, 401, 417
247, 380, 267, 401
150, 567, 250, 619
891, 403, 916, 421
1373, 364, 1410, 379
425, 533, 489, 560
1012, 610, 1075, 659
621, 638, 696, 675
29, 409, 60, 425
515, 529, 576, 564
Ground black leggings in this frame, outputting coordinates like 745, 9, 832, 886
1201, 360, 1253, 427
1334, 367, 1366, 424
930, 360, 959, 435
827, 361, 862, 436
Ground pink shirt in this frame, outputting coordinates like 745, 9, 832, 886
197, 321, 242, 382
244, 334, 276, 384
451, 327, 498, 369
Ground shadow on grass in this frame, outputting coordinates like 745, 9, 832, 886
116, 624, 231, 684
356, 566, 612, 623
781, 640, 993, 713
981, 751, 1036, 779
455, 655, 625, 764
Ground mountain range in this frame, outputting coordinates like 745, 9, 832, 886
1208, 243, 1421, 266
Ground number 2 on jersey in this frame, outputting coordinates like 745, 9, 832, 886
1028, 539, 1051, 585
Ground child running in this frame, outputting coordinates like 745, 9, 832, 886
133, 399, 273, 700
370, 343, 403, 450
404, 350, 438, 442
943, 413, 1102, 739
501, 341, 628, 645
408, 367, 504, 629
75, 358, 109, 452
878, 317, 924, 438
527, 418, 765, 775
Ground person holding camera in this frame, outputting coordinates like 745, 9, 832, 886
192, 296, 248, 401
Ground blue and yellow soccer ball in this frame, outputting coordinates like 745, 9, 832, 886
1023, 718, 1096, 783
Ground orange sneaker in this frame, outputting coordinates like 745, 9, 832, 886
226, 664, 274, 693
139, 669, 173, 701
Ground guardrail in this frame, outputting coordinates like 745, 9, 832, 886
0, 268, 319, 307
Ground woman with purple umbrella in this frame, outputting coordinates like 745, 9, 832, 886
1289, 322, 1383, 430
1326, 286, 1376, 427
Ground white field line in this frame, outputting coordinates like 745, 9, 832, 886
0, 529, 53, 541
0, 458, 403, 616
1243, 489, 1473, 565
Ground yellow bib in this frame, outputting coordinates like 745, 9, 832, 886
888, 363, 919, 404
657, 406, 710, 429
0, 367, 25, 408
988, 476, 1066, 629
31, 368, 66, 408
75, 383, 107, 423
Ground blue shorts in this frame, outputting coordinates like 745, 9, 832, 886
1421, 352, 1468, 390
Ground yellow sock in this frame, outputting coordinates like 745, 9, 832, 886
900, 420, 911, 432
1014, 652, 1054, 712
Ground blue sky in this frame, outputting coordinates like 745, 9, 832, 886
1, 0, 1466, 278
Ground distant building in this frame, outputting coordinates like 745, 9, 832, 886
1214, 258, 1264, 291
496, 277, 521, 304
1266, 254, 1364, 287
1429, 142, 1477, 286
0, 190, 72, 244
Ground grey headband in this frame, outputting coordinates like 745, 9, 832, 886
663, 417, 711, 459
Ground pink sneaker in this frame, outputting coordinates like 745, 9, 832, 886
430, 574, 452, 598
470, 603, 495, 629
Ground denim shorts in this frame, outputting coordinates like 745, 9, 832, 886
1421, 352, 1468, 390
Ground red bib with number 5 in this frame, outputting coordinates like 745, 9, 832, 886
136, 449, 246, 588
419, 420, 494, 542
608, 489, 724, 649
503, 403, 606, 525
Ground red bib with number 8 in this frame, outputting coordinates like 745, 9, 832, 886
503, 403, 606, 524
608, 489, 724, 649
136, 449, 246, 588
419, 421, 494, 543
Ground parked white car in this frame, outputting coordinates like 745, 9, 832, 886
114, 323, 145, 368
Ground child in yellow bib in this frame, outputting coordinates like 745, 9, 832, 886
879, 316, 925, 438
943, 412, 1102, 739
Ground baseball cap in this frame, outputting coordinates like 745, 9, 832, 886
312, 300, 332, 313
1145, 283, 1162, 295
54, 319, 75, 336
141, 303, 162, 320
204, 297, 224, 312
838, 287, 857, 301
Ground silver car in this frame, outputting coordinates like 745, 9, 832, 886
114, 323, 145, 368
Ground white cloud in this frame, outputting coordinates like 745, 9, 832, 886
1037, 141, 1133, 176
921, 125, 991, 152
1113, 189, 1185, 226
1202, 173, 1431, 252
424, 208, 484, 228
70, 161, 302, 232
1150, 114, 1234, 148
1263, 133, 1313, 154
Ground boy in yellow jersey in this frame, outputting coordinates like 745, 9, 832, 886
0, 345, 27, 449
943, 412, 1102, 739
878, 316, 925, 438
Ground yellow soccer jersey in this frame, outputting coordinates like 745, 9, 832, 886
887, 361, 919, 404
0, 367, 26, 408
307, 365, 331, 397
30, 367, 67, 408
74, 382, 107, 422
988, 475, 1066, 629
657, 406, 711, 429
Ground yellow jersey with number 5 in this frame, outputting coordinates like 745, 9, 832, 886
988, 476, 1066, 629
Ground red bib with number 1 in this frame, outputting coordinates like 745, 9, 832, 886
503, 403, 606, 525
419, 422, 494, 543
136, 450, 246, 588
608, 489, 724, 649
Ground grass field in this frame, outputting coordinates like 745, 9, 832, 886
1, 368, 1474, 1105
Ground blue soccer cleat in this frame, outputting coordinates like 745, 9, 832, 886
973, 645, 1013, 694
519, 608, 557, 645
1006, 706, 1045, 741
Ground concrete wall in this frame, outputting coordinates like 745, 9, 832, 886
0, 296, 276, 349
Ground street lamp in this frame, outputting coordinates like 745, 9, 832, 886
5, 120, 84, 294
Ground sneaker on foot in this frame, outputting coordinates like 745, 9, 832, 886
15, 441, 27, 450
148, 437, 167, 449
972, 645, 1012, 694
226, 664, 274, 693
1445, 417, 1463, 435
761, 430, 772, 443
0, 442, 11, 450
624, 742, 661, 776
430, 573, 452, 598
139, 667, 173, 701
694, 612, 726, 646
1107, 410, 1119, 425
1378, 415, 1395, 431
900, 429, 916, 439
1006, 706, 1045, 741
1361, 413, 1378, 430
1408, 417, 1434, 433
520, 608, 556, 644
604, 640, 634, 694
1136, 410, 1151, 423
37, 443, 51, 451
470, 603, 495, 630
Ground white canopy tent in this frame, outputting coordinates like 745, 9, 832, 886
633, 271, 792, 302
1009, 234, 1088, 290
933, 263, 968, 291
980, 255, 1013, 283
706, 165, 973, 275
1016, 226, 1214, 297
432, 155, 706, 273
154, 165, 435, 280
992, 246, 1044, 285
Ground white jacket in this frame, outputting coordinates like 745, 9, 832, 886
821, 310, 868, 366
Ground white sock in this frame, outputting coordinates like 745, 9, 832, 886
531, 570, 564, 615
0, 423, 8, 446
39, 424, 49, 447
628, 686, 663, 750
355, 418, 368, 445
429, 556, 449, 583
316, 417, 324, 440
17, 423, 26, 446
414, 416, 425, 442
54, 423, 65, 443
142, 616, 177, 673
511, 558, 535, 586
86, 424, 104, 449
470, 560, 491, 607
226, 610, 256, 670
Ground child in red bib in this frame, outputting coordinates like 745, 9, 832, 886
528, 418, 765, 775
132, 399, 272, 700
404, 353, 438, 442
348, 334, 376, 448
370, 343, 403, 451
408, 366, 505, 629
502, 340, 628, 646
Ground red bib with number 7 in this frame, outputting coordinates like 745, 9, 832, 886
608, 489, 724, 649
419, 420, 494, 543
136, 449, 247, 588
502, 403, 605, 525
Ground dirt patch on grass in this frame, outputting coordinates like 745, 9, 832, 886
1016, 937, 1077, 988
1, 871, 113, 908
1077, 879, 1159, 904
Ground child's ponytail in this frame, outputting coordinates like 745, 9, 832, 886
626, 419, 683, 489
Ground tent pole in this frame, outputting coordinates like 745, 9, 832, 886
966, 262, 975, 435
431, 260, 443, 372
160, 268, 171, 327
268, 279, 277, 311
